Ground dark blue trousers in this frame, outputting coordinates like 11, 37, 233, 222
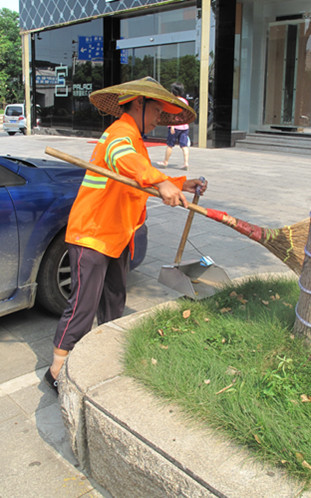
54, 243, 129, 351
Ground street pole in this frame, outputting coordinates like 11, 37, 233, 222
22, 33, 31, 135
198, 0, 211, 148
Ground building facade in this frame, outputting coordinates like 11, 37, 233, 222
19, 0, 311, 147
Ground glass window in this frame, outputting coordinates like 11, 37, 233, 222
33, 19, 104, 133
5, 106, 24, 117
120, 6, 196, 39
264, 19, 311, 130
120, 6, 199, 140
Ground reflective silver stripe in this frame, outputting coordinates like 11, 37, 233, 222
111, 145, 136, 168
98, 132, 109, 144
82, 174, 107, 189
105, 137, 136, 173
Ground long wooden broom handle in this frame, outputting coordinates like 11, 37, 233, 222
45, 147, 208, 216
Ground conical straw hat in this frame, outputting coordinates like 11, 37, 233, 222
89, 76, 196, 126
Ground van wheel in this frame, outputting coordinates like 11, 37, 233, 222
8, 132, 16, 136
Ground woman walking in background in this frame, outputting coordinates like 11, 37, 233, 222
157, 82, 190, 171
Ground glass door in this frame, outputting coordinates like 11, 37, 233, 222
264, 19, 311, 130
117, 6, 199, 139
118, 41, 198, 139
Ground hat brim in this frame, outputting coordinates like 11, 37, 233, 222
159, 100, 182, 114
89, 77, 196, 126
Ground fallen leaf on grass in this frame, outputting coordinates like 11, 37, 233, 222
220, 307, 232, 314
157, 329, 164, 336
270, 293, 280, 301
204, 317, 210, 322
296, 452, 311, 470
237, 295, 248, 304
151, 358, 158, 365
262, 300, 269, 306
229, 291, 247, 304
159, 344, 168, 350
300, 394, 311, 403
171, 327, 180, 332
254, 434, 261, 445
283, 302, 293, 308
216, 379, 236, 395
204, 379, 211, 385
221, 338, 226, 344
183, 309, 191, 319
226, 366, 241, 376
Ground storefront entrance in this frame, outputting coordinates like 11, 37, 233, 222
32, 4, 201, 140
264, 17, 311, 131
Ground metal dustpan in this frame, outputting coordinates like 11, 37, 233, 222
158, 180, 231, 299
158, 256, 231, 300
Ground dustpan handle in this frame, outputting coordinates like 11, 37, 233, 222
174, 177, 205, 264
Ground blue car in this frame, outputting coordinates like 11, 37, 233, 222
0, 155, 147, 317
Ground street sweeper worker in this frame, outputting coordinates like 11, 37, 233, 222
44, 76, 207, 393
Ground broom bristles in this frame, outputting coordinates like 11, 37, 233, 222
262, 219, 309, 275
206, 209, 310, 275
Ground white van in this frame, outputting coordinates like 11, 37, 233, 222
3, 104, 27, 135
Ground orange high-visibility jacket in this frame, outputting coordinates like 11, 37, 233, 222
65, 113, 186, 258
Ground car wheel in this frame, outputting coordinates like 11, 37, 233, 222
8, 132, 16, 136
36, 231, 71, 315
21, 128, 27, 135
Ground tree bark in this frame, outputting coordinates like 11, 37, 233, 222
293, 216, 311, 342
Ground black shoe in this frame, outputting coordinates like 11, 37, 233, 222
44, 368, 59, 395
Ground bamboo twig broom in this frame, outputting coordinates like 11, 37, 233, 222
203, 208, 309, 276
45, 146, 309, 276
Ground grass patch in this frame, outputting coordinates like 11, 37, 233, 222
124, 276, 311, 484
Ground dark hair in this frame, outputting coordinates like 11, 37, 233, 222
170, 82, 184, 97
120, 101, 134, 113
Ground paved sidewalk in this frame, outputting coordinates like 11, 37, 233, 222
0, 133, 310, 497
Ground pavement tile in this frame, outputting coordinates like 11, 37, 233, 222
0, 414, 97, 497
0, 395, 25, 422
0, 332, 46, 383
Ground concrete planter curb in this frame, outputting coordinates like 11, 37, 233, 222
58, 293, 309, 498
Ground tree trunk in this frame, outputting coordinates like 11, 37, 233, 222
293, 215, 311, 342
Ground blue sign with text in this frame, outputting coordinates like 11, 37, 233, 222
78, 36, 103, 62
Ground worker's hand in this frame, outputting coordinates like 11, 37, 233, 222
182, 178, 207, 195
155, 180, 188, 208
170, 126, 175, 134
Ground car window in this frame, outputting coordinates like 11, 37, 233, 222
0, 166, 26, 187
5, 106, 24, 117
